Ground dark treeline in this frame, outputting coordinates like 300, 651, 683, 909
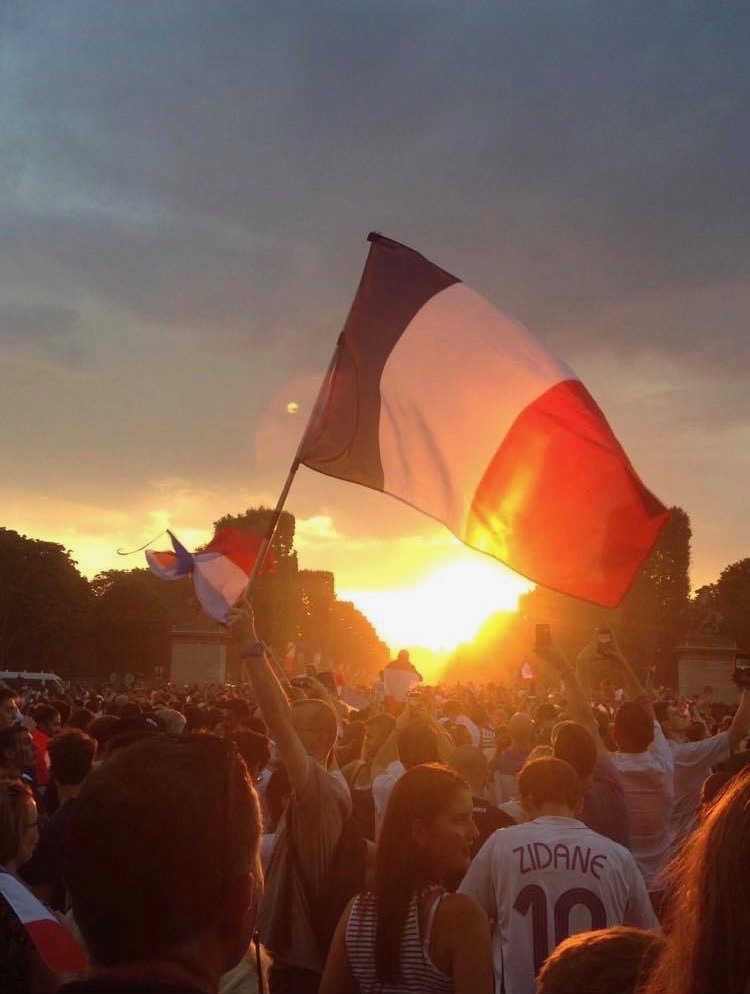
0, 507, 389, 683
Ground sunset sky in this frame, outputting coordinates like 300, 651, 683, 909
2, 3, 748, 659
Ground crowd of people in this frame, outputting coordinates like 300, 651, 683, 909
1, 611, 749, 993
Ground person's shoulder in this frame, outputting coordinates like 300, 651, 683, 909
436, 891, 490, 929
594, 752, 618, 774
480, 820, 527, 852
323, 765, 352, 800
577, 824, 635, 862
474, 797, 516, 829
299, 758, 351, 804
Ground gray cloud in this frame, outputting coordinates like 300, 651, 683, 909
3, 3, 748, 338
0, 302, 82, 362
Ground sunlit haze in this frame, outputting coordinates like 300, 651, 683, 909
342, 557, 531, 661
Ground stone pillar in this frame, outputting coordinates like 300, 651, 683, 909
169, 627, 229, 687
675, 636, 738, 703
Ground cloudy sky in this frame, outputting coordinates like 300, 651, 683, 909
2, 2, 748, 652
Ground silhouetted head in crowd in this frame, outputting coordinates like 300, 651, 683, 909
104, 725, 160, 758
0, 688, 19, 730
534, 702, 559, 743
86, 715, 121, 755
290, 698, 338, 765
653, 700, 690, 739
552, 721, 598, 788
536, 926, 665, 994
222, 699, 251, 735
32, 704, 62, 738
48, 730, 97, 788
67, 733, 261, 984
518, 757, 583, 819
613, 702, 654, 753
363, 714, 395, 763
67, 707, 95, 733
0, 725, 36, 779
508, 712, 536, 748
448, 744, 489, 796
154, 708, 187, 735
183, 705, 208, 733
336, 720, 366, 766
118, 701, 143, 721
50, 699, 72, 727
397, 719, 440, 769
230, 729, 271, 779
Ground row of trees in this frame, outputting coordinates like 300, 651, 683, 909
443, 507, 749, 686
2, 503, 747, 687
0, 508, 389, 683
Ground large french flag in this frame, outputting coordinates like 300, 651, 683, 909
0, 870, 87, 973
146, 527, 274, 622
298, 234, 669, 607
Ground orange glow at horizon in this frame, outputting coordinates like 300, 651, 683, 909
342, 558, 532, 661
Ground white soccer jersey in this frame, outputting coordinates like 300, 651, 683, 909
459, 816, 657, 994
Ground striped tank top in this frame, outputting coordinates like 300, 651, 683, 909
345, 890, 453, 994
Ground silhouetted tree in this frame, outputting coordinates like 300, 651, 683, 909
0, 529, 94, 677
712, 558, 750, 650
90, 569, 177, 678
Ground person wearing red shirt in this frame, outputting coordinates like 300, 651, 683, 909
29, 704, 61, 791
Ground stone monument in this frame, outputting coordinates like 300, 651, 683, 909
169, 621, 229, 686
675, 591, 737, 703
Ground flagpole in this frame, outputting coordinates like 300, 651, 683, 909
241, 457, 301, 597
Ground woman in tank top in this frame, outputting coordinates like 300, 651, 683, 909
320, 764, 493, 994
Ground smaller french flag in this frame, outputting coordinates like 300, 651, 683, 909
0, 870, 87, 974
146, 527, 274, 623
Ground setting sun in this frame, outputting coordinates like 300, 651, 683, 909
342, 557, 532, 662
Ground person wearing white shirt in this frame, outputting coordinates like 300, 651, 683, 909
653, 691, 750, 847
370, 709, 446, 835
610, 705, 673, 892
575, 635, 674, 897
460, 757, 657, 994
